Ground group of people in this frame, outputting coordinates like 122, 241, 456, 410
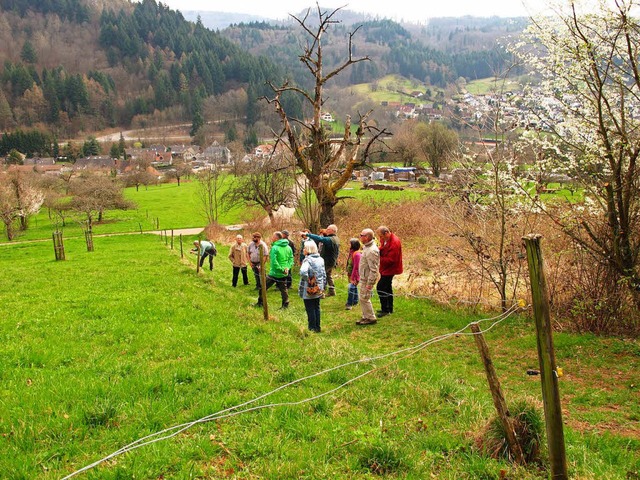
194, 223, 403, 333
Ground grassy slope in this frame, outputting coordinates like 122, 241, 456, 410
0, 234, 637, 479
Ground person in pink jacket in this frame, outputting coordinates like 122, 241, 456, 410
345, 238, 362, 310
376, 226, 403, 317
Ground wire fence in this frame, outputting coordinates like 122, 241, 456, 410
61, 305, 524, 479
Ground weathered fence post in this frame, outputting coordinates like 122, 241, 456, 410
470, 323, 525, 465
196, 237, 201, 274
171, 229, 174, 250
522, 234, 568, 480
259, 243, 269, 320
164, 230, 168, 246
139, 222, 143, 234
52, 231, 65, 261
179, 234, 184, 259
84, 226, 94, 252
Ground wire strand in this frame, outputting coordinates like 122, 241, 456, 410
61, 305, 524, 479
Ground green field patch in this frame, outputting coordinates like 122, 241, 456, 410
0, 233, 637, 478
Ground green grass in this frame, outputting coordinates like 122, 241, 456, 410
4, 180, 246, 243
465, 77, 521, 95
0, 234, 638, 479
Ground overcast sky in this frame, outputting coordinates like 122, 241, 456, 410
157, 0, 552, 22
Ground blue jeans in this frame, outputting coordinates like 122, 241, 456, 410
304, 298, 321, 331
347, 283, 359, 306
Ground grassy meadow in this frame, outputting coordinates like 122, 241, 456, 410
8, 180, 246, 243
0, 228, 638, 478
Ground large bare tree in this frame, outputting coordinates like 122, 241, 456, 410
266, 5, 389, 230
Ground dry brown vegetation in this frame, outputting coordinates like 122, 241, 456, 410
333, 197, 640, 335
203, 190, 639, 336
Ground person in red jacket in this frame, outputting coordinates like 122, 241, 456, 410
375, 225, 403, 317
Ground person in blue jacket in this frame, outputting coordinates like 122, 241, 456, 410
192, 240, 216, 270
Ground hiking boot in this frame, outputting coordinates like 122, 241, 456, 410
377, 311, 390, 318
356, 318, 377, 325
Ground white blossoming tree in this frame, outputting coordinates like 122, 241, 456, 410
510, 0, 640, 309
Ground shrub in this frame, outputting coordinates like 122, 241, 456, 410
417, 175, 427, 184
475, 400, 544, 465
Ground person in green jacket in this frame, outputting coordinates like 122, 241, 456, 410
256, 231, 294, 309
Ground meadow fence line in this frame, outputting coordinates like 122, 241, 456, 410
60, 306, 523, 479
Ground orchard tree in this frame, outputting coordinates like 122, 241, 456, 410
266, 5, 390, 230
225, 155, 296, 226
0, 172, 44, 239
415, 121, 459, 178
69, 175, 134, 228
166, 160, 193, 186
510, 0, 640, 308
196, 167, 228, 224
390, 120, 421, 167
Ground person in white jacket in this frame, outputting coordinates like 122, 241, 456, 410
356, 228, 380, 325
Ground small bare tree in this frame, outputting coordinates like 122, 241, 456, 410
165, 160, 192, 186
225, 155, 296, 227
196, 167, 228, 224
69, 175, 134, 228
266, 4, 390, 231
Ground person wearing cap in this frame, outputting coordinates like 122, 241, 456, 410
247, 232, 269, 290
191, 239, 216, 271
228, 234, 249, 287
281, 229, 297, 288
303, 224, 340, 296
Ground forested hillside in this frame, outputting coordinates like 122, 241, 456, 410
0, 0, 527, 156
221, 15, 527, 89
0, 0, 281, 143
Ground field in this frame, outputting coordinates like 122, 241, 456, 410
464, 78, 522, 96
0, 188, 638, 478
10, 181, 246, 243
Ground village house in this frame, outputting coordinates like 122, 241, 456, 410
73, 156, 116, 174
198, 141, 230, 164
170, 144, 199, 161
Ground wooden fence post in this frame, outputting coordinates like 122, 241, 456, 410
523, 234, 568, 480
171, 229, 174, 250
196, 238, 201, 274
259, 243, 269, 320
52, 231, 65, 261
180, 234, 183, 259
471, 323, 525, 465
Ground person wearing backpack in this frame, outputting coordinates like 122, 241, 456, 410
298, 240, 326, 332
303, 224, 340, 296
